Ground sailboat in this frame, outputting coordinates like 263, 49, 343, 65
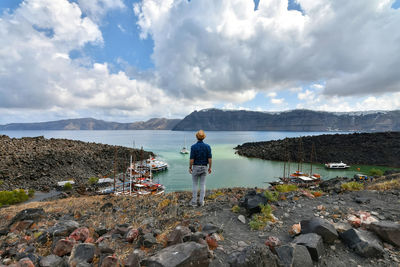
180, 136, 189, 154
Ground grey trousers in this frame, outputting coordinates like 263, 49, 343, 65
191, 165, 207, 204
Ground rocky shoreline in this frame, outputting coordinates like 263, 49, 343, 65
0, 174, 399, 266
235, 132, 400, 167
0, 135, 153, 191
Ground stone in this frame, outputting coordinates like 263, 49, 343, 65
354, 197, 371, 204
301, 218, 338, 244
140, 233, 157, 248
69, 227, 89, 242
275, 244, 313, 267
8, 209, 45, 227
190, 232, 206, 243
237, 241, 247, 247
341, 229, 384, 258
126, 229, 139, 243
201, 223, 222, 235
10, 220, 34, 232
369, 221, 400, 247
239, 190, 268, 215
100, 202, 113, 212
289, 223, 301, 236
17, 258, 34, 267
294, 233, 324, 261
124, 251, 141, 267
39, 254, 64, 267
238, 215, 246, 224
53, 239, 74, 257
228, 244, 278, 267
333, 222, 352, 233
100, 255, 119, 267
50, 220, 79, 237
141, 242, 209, 267
206, 235, 218, 250
68, 243, 96, 266
265, 236, 281, 252
167, 226, 192, 246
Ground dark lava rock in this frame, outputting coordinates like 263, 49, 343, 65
17, 257, 35, 267
140, 233, 157, 248
369, 221, 400, 247
167, 226, 193, 246
142, 241, 209, 267
68, 243, 95, 266
100, 255, 119, 267
96, 227, 108, 237
190, 232, 206, 243
100, 202, 113, 212
294, 233, 324, 262
126, 228, 139, 243
300, 218, 338, 244
202, 223, 222, 235
39, 254, 64, 267
319, 177, 350, 193
341, 228, 384, 258
227, 244, 278, 267
275, 244, 313, 267
8, 208, 45, 227
354, 197, 371, 204
10, 220, 34, 232
239, 190, 268, 215
124, 251, 141, 267
49, 220, 79, 237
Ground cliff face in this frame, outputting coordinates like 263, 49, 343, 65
172, 109, 400, 131
0, 118, 181, 130
235, 132, 400, 167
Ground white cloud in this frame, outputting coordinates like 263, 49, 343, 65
271, 98, 284, 104
267, 92, 277, 98
297, 89, 314, 100
77, 0, 125, 22
134, 0, 400, 100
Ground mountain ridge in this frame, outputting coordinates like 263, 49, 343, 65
172, 109, 400, 131
0, 117, 181, 130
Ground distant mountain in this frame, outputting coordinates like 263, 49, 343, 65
0, 118, 181, 130
172, 109, 400, 131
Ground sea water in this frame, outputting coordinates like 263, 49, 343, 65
1, 130, 359, 192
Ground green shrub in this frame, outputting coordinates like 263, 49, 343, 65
249, 204, 274, 230
0, 180, 4, 186
88, 177, 99, 185
28, 189, 35, 198
63, 182, 73, 191
0, 189, 30, 206
368, 168, 383, 177
231, 205, 240, 213
341, 181, 364, 191
264, 190, 279, 202
275, 184, 298, 193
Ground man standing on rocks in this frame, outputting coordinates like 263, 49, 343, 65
189, 130, 212, 207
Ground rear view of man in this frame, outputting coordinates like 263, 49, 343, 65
189, 130, 212, 207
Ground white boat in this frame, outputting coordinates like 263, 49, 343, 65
325, 161, 350, 169
180, 136, 189, 154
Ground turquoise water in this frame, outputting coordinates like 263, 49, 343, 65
1, 130, 358, 192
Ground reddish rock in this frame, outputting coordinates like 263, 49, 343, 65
53, 239, 74, 257
16, 258, 34, 267
69, 227, 89, 242
205, 235, 218, 250
85, 237, 95, 244
126, 229, 139, 243
289, 223, 301, 236
101, 255, 120, 267
265, 236, 281, 252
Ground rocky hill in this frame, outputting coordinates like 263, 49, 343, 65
235, 131, 400, 167
172, 109, 400, 131
0, 135, 153, 190
0, 118, 181, 130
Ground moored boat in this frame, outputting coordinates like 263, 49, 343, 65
325, 161, 350, 169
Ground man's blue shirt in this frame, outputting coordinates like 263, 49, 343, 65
190, 140, 212, 165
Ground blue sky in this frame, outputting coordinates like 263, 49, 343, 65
0, 0, 400, 123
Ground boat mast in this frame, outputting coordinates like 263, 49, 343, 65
297, 138, 304, 172
310, 143, 316, 175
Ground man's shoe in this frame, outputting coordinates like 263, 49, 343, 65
199, 202, 204, 207
190, 202, 197, 207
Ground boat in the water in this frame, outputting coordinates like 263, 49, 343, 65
325, 161, 350, 169
180, 136, 189, 154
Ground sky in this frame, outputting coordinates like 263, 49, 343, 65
0, 0, 400, 124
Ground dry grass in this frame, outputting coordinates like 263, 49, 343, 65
367, 178, 400, 191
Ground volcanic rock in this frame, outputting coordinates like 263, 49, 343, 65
300, 218, 338, 244
275, 244, 313, 267
369, 221, 400, 247
294, 233, 324, 261
53, 239, 74, 257
228, 244, 278, 267
341, 228, 384, 258
239, 190, 268, 215
8, 208, 44, 227
39, 254, 64, 267
141, 242, 209, 267
68, 243, 95, 266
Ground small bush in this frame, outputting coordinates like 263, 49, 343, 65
0, 189, 30, 206
249, 204, 274, 230
341, 182, 364, 191
64, 182, 73, 191
264, 190, 279, 202
231, 205, 240, 213
28, 189, 35, 198
0, 180, 4, 186
208, 191, 224, 200
368, 168, 383, 177
88, 177, 99, 185
275, 184, 298, 193
367, 178, 400, 191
